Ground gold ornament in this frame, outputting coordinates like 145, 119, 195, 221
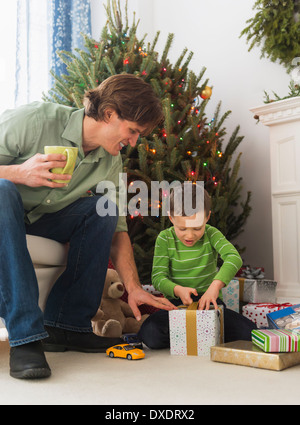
200, 86, 212, 99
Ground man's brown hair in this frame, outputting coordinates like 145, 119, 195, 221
83, 74, 164, 136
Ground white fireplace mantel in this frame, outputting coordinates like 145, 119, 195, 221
250, 97, 300, 301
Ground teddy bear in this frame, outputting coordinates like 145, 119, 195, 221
92, 268, 149, 338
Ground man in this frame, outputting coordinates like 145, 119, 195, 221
0, 74, 175, 379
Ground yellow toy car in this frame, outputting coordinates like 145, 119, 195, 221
106, 343, 145, 360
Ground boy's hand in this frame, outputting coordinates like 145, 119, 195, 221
174, 285, 198, 306
198, 280, 225, 310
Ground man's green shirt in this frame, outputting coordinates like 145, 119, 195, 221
0, 101, 127, 231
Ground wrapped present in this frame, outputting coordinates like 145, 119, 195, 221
210, 340, 300, 371
242, 303, 293, 328
238, 278, 277, 303
267, 304, 300, 331
142, 285, 162, 295
252, 329, 300, 352
221, 279, 239, 312
236, 266, 265, 278
169, 302, 224, 356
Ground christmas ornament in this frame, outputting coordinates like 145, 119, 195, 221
200, 86, 212, 99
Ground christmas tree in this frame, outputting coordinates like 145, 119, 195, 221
43, 0, 251, 284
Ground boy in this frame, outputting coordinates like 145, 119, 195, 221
138, 182, 257, 348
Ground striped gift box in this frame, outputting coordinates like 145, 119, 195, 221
252, 329, 300, 352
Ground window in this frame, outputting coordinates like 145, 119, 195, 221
0, 0, 91, 115
0, 0, 17, 114
0, 0, 50, 114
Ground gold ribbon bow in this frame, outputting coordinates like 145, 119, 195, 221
184, 302, 224, 356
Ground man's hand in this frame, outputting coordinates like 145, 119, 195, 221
15, 153, 72, 188
127, 286, 177, 321
198, 280, 225, 310
174, 285, 198, 306
110, 232, 177, 321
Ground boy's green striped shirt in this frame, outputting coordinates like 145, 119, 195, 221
152, 224, 243, 299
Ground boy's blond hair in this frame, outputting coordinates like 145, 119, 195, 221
169, 182, 211, 218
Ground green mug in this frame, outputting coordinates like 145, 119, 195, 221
44, 146, 78, 183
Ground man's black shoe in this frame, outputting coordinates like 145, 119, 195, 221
42, 326, 124, 353
10, 341, 51, 380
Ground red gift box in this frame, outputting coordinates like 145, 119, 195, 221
242, 303, 293, 328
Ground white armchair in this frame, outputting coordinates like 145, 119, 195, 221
0, 235, 68, 341
26, 235, 68, 311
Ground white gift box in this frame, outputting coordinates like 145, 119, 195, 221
169, 303, 224, 356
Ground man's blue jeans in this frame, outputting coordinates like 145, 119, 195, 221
0, 179, 118, 347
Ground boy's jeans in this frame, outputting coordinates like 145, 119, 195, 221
0, 180, 118, 347
138, 295, 257, 348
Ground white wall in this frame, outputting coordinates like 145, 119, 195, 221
90, 0, 292, 278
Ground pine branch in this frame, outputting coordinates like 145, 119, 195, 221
160, 33, 175, 65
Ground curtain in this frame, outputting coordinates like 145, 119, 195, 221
48, 0, 92, 79
15, 0, 91, 106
